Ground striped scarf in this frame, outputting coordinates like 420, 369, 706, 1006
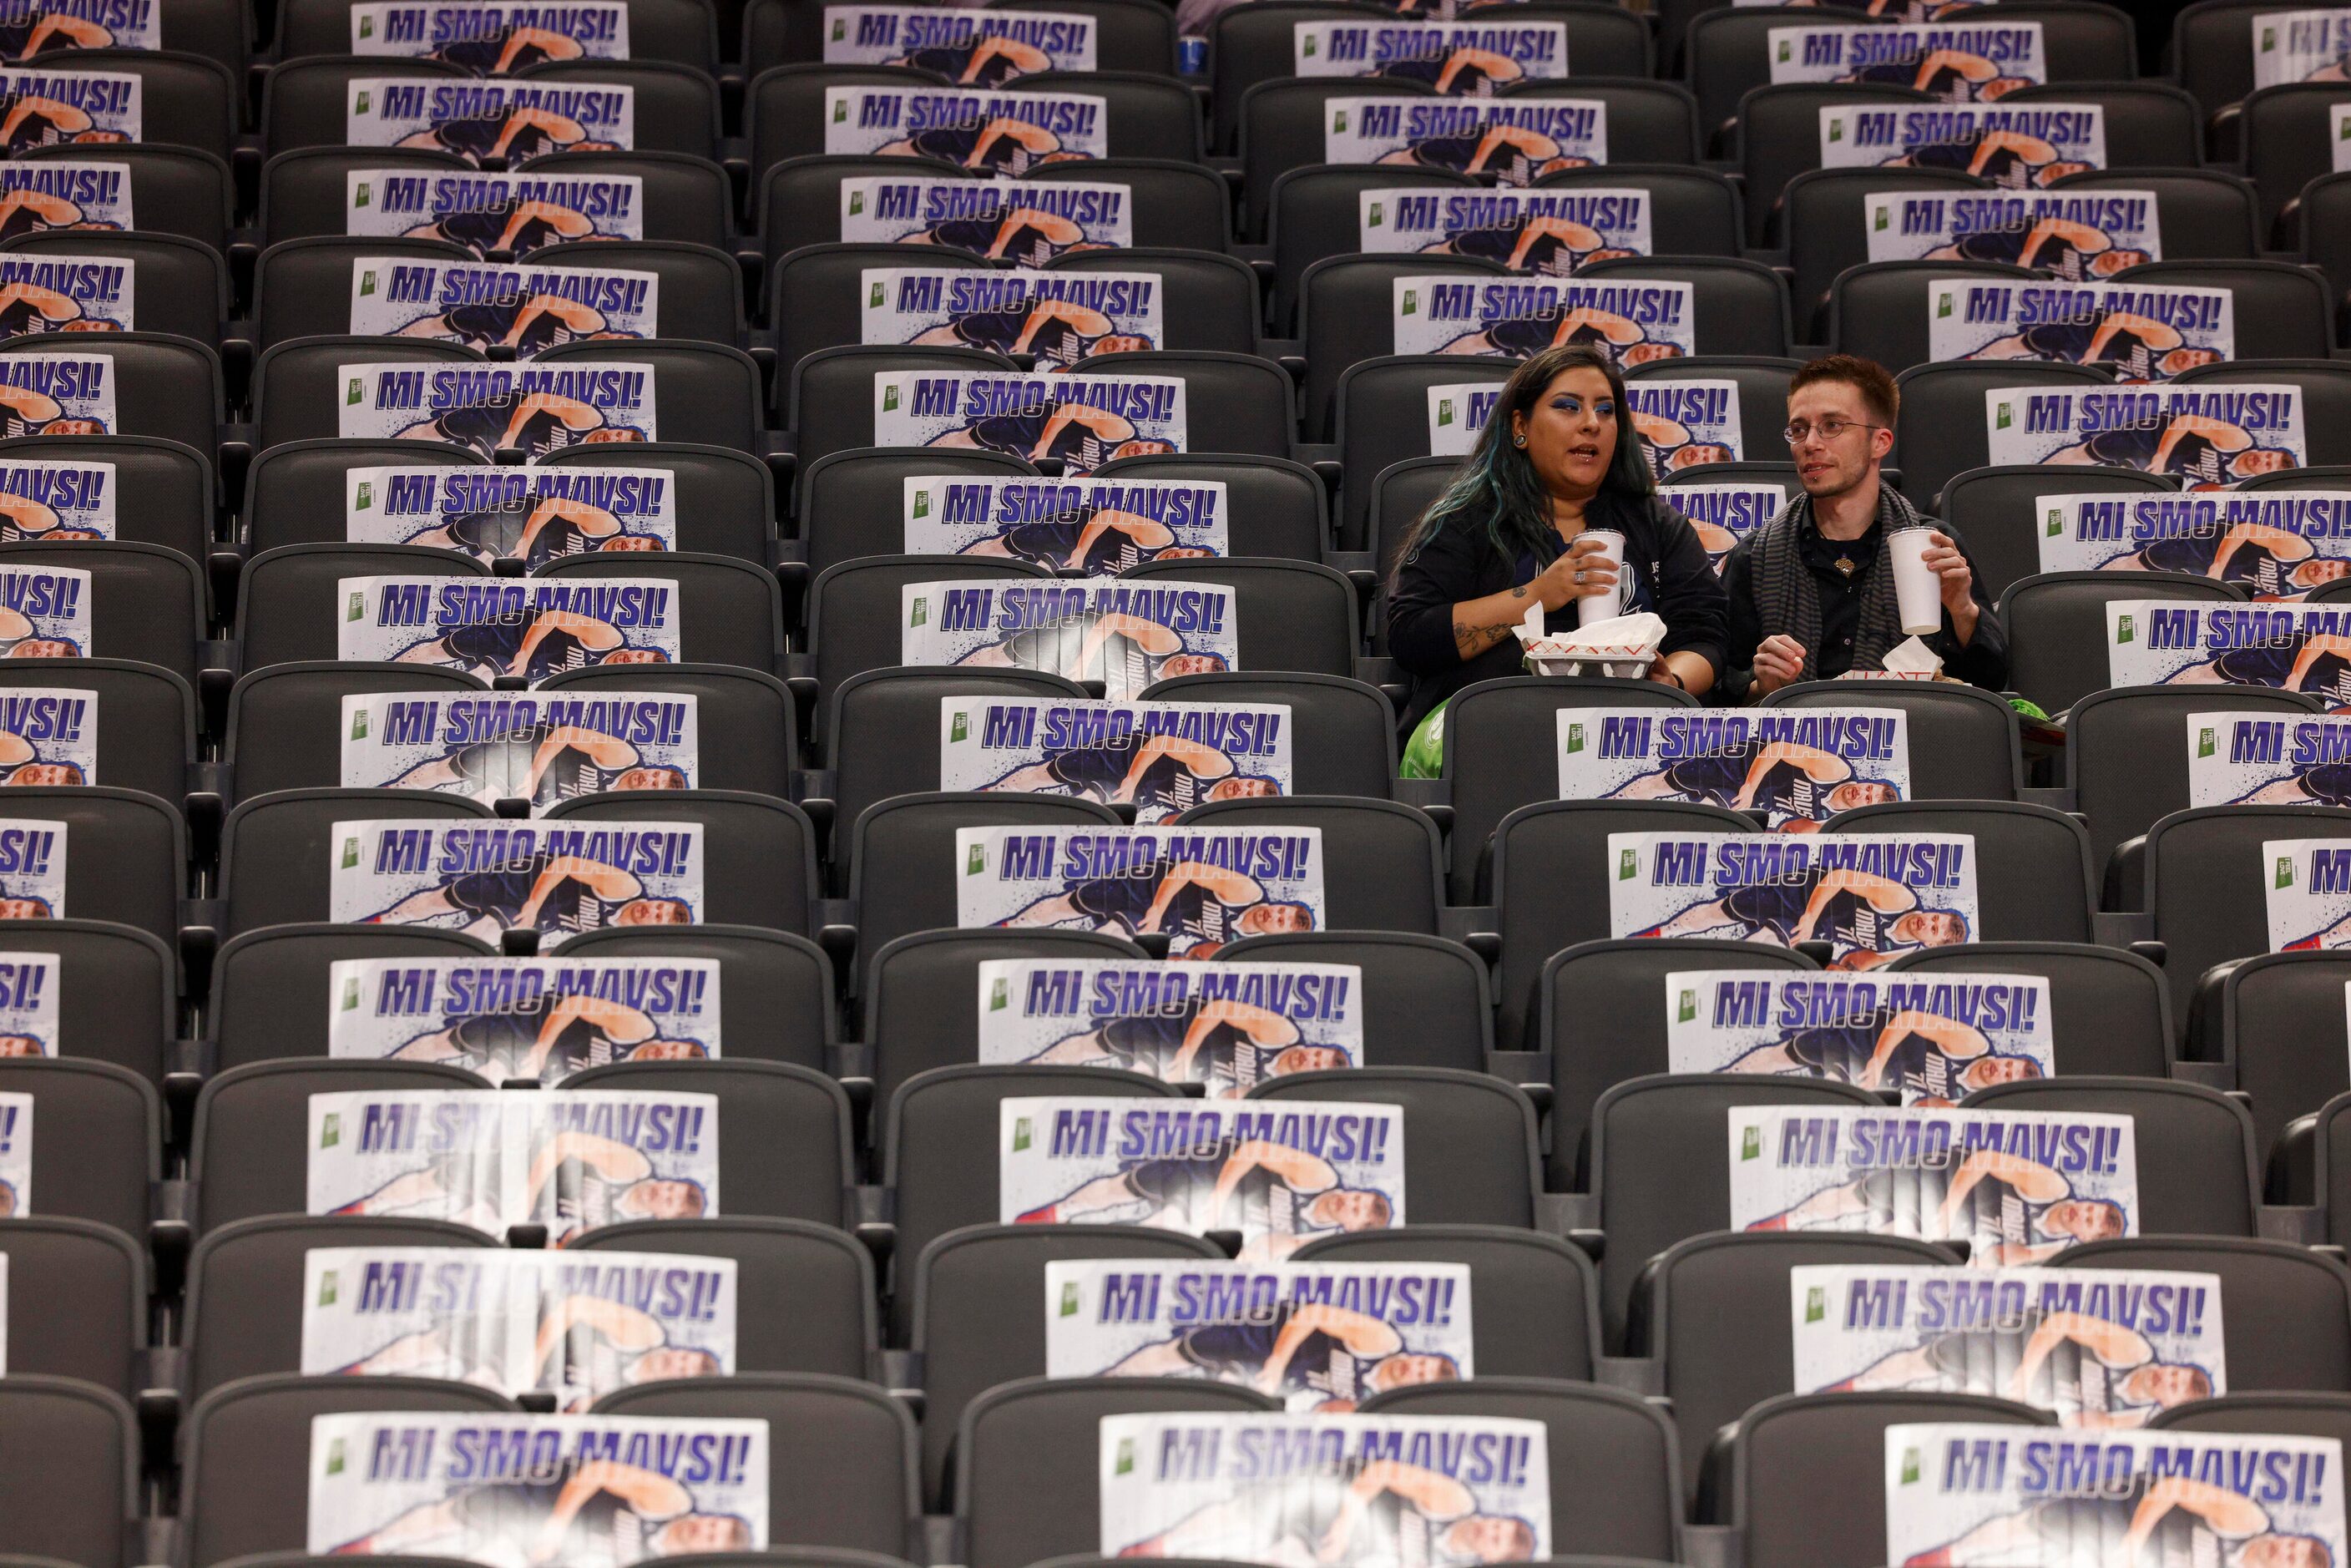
1750, 484, 1924, 680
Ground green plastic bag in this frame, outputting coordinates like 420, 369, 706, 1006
1401, 699, 1448, 778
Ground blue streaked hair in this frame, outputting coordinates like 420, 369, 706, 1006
1391, 345, 1656, 581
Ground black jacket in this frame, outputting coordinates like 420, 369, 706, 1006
1387, 491, 1731, 731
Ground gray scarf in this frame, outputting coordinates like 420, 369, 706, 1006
1751, 484, 1924, 680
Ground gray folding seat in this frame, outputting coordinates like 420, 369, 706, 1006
537, 442, 778, 567
0, 230, 226, 348
1268, 164, 1474, 331
2120, 259, 2333, 361
2003, 81, 2202, 169
1046, 249, 1260, 356
0, 540, 206, 688
1019, 70, 1204, 162
2066, 1237, 2351, 1392
1176, 796, 1439, 935
177, 1375, 513, 1568
1893, 362, 2117, 513
1538, 938, 1817, 1186
0, 787, 184, 951
1825, 801, 2096, 944
1781, 166, 1988, 342
1222, 931, 1488, 1070
0, 432, 212, 567
188, 1060, 489, 1236
2048, 167, 2263, 259
251, 338, 478, 453
0, 920, 176, 1089
1142, 672, 1393, 797
2173, 357, 2351, 464
1332, 355, 1514, 550
1213, 0, 1391, 153
1589, 1074, 1875, 1348
2003, 571, 2242, 718
794, 447, 1034, 579
1071, 352, 1295, 460
559, 927, 835, 1073
534, 338, 766, 458
1296, 1224, 1599, 1378
1887, 943, 2174, 1080
1300, 255, 1504, 443
577, 1218, 875, 1378
2140, 805, 2351, 1033
2217, 952, 2351, 1167
1935, 463, 2175, 604
220, 662, 483, 807
233, 544, 485, 674
859, 928, 1140, 1104
1250, 1067, 1539, 1227
543, 791, 819, 935
801, 555, 1047, 741
1363, 1382, 1681, 1561
746, 63, 952, 184
958, 1378, 1280, 1568
1098, 454, 1329, 565
756, 154, 966, 258
253, 235, 474, 350
1238, 78, 1437, 241
530, 238, 746, 347
179, 1214, 493, 1402
1725, 1391, 2050, 1568
0, 1378, 138, 1568
881, 1065, 1181, 1342
1637, 1230, 1961, 1507
593, 1374, 918, 1555
0, 335, 224, 488
782, 346, 1015, 476
910, 1225, 1224, 1503
56, 48, 238, 163
0, 655, 195, 807
538, 663, 798, 799
0, 1058, 160, 1242
1966, 1077, 2261, 1237
567, 1059, 854, 1227
1020, 158, 1236, 252
1124, 554, 1356, 675
1581, 257, 1792, 359
518, 60, 721, 160
1736, 83, 1928, 246
207, 925, 495, 1074
215, 788, 488, 938
1762, 678, 2022, 802
536, 550, 785, 676
0, 1216, 143, 1399
257, 147, 468, 250
519, 151, 735, 250
1832, 260, 2041, 375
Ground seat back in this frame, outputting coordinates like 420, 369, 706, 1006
575, 1218, 875, 1378
2, 230, 224, 347
1, 919, 177, 1089
254, 236, 473, 349
2124, 260, 2333, 361
2222, 953, 2351, 1166
2003, 571, 2242, 717
543, 791, 818, 934
1887, 942, 2174, 1080
2075, 1236, 2351, 1392
1069, 352, 1292, 459
1782, 165, 1988, 339
0, 540, 207, 685
2003, 80, 2202, 169
531, 239, 746, 347
1763, 678, 2022, 802
235, 543, 486, 672
804, 557, 1051, 739
827, 669, 1084, 862
2148, 805, 2351, 1029
1966, 1076, 2261, 1237
252, 338, 478, 453
0, 655, 195, 807
2173, 357, 2351, 465
1222, 932, 1489, 1072
1827, 801, 2096, 944
217, 788, 490, 938
536, 549, 784, 675
0, 432, 213, 565
0, 1218, 145, 1400
1268, 165, 1474, 330
796, 447, 1035, 578
0, 787, 185, 950
257, 147, 470, 249
1023, 159, 1235, 250
1099, 454, 1330, 566
534, 338, 764, 456
210, 925, 496, 1073
224, 663, 483, 806
1294, 1224, 1599, 1378
1737, 83, 1929, 245
863, 928, 1144, 1104
1582, 258, 1792, 359
1334, 355, 1515, 549
1937, 463, 2177, 604
1048, 250, 1259, 356
566, 1060, 853, 1226
1893, 362, 2115, 509
558, 926, 834, 1072
785, 346, 1015, 473
1251, 1067, 1540, 1227
0, 1058, 157, 1247
0, 1377, 137, 1568
1302, 255, 1507, 442
18, 142, 232, 254
537, 663, 799, 799
2049, 166, 2263, 259
1125, 554, 1356, 675
771, 242, 997, 390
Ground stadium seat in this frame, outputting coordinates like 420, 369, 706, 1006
2242, 81, 2351, 239
177, 1374, 515, 1568
0, 1059, 159, 1243
250, 338, 478, 453
254, 237, 473, 350
958, 1378, 1278, 1568
0, 1217, 145, 1400
538, 550, 784, 675
1723, 1391, 2050, 1567
221, 662, 483, 807
2004, 81, 2202, 169
801, 556, 1049, 736
795, 447, 1036, 579
908, 1222, 1220, 1496
559, 926, 835, 1071
2173, 357, 2351, 464
567, 1059, 852, 1226
1762, 679, 2022, 802
1362, 1381, 1682, 1561
1127, 555, 1355, 676
1251, 1066, 1540, 1227
1625, 355, 1799, 468
188, 1060, 489, 1236
543, 791, 818, 934
2001, 571, 2243, 719
1893, 363, 2116, 510
1296, 1224, 1599, 1378
1588, 1073, 1876, 1347
1685, 5, 1862, 151
1238, 78, 1437, 243
2215, 952, 2351, 1167
745, 63, 953, 184
1333, 355, 1516, 551
207, 925, 496, 1073
262, 55, 468, 155
1580, 258, 1794, 360
234, 544, 485, 674
0, 657, 196, 808
0, 920, 176, 1089
756, 153, 964, 260
538, 664, 800, 799
535, 339, 766, 458
1965, 1076, 2262, 1237
215, 788, 489, 938
882, 1064, 1181, 1332
783, 346, 1017, 478
1047, 250, 1260, 357
0, 787, 185, 952
1, 230, 227, 350
1175, 797, 1438, 933
65, 48, 239, 164
2073, 1237, 2351, 1391
1024, 70, 1206, 163
771, 242, 997, 390
1071, 352, 1294, 460
1541, 162, 1745, 258
1832, 260, 2044, 376
594, 1374, 918, 1555
1510, 77, 1702, 165
1222, 931, 1489, 1070
1305, 256, 1514, 443
1778, 168, 1987, 344
1826, 800, 2096, 944
1885, 943, 2175, 1080
1364, 456, 1458, 584
1100, 454, 1331, 565
2140, 804, 2351, 1031
1267, 165, 1474, 331
1022, 158, 1236, 251
521, 59, 722, 160
1734, 83, 1929, 247
528, 151, 735, 251
256, 147, 470, 250
1636, 1231, 1961, 1507
2297, 172, 2351, 339
1936, 463, 2177, 605
0, 335, 225, 476
180, 1214, 494, 1402
531, 239, 746, 348
2048, 166, 2263, 259
1538, 938, 1818, 1185
2153, 1390, 2351, 1441
1213, 1, 1393, 153
0, 432, 214, 565
2121, 260, 2334, 361
0, 541, 206, 689
1439, 676, 1702, 904
2004, 0, 2141, 80
578, 1216, 875, 1377
861, 928, 1143, 1104
0, 1377, 139, 1568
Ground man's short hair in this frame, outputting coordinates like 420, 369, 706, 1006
1789, 354, 1898, 427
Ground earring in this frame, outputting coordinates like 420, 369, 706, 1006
1513, 434, 1527, 448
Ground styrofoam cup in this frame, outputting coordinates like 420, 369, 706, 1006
1576, 529, 1626, 627
1888, 527, 1944, 636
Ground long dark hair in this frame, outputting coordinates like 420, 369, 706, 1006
1393, 345, 1656, 578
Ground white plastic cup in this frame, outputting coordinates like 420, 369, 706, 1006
1888, 526, 1944, 636
1576, 529, 1626, 627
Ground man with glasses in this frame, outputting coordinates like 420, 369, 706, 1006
1718, 355, 2006, 701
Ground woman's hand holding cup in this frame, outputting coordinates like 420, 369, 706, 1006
1529, 533, 1620, 610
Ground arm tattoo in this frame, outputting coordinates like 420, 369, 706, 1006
1453, 620, 1511, 658
1511, 584, 1528, 599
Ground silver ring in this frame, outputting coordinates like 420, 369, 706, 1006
1574, 570, 1585, 584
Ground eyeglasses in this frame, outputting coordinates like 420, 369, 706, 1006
1782, 417, 1883, 445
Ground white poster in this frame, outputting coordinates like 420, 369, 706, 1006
978, 957, 1358, 1093
1559, 706, 1909, 827
1730, 1105, 2139, 1265
1929, 278, 2231, 382
0, 252, 129, 336
2105, 599, 2351, 697
1000, 1095, 1402, 1259
839, 175, 1132, 257
2187, 711, 2351, 807
1883, 1424, 2344, 1568
902, 578, 1233, 701
348, 258, 656, 354
336, 575, 680, 678
0, 353, 115, 436
0, 953, 61, 1058
0, 68, 139, 149
2254, 8, 2351, 89
1626, 378, 1743, 475
2038, 490, 2351, 595
1864, 188, 2159, 274
329, 954, 717, 1083
1393, 275, 1692, 361
1048, 1260, 1468, 1409
0, 688, 89, 787
1984, 382, 2306, 488
1767, 21, 2044, 100
1293, 21, 1567, 94
350, 3, 630, 70
0, 3, 158, 53
1668, 968, 2051, 1103
0, 162, 133, 233
326, 818, 704, 946
1820, 102, 2106, 188
905, 474, 1226, 567
346, 167, 645, 252
341, 690, 695, 806
337, 360, 655, 455
346, 463, 676, 564
0, 822, 65, 918
822, 86, 1108, 165
1665, 481, 1787, 571
861, 267, 1161, 365
345, 78, 635, 160
0, 459, 113, 540
1792, 1265, 2222, 1426
874, 372, 1184, 473
941, 697, 1288, 820
1609, 831, 1976, 969
307, 1412, 766, 1563
823, 6, 1095, 75
1360, 185, 1648, 272
1425, 382, 1501, 455
1324, 96, 1605, 184
957, 824, 1322, 957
